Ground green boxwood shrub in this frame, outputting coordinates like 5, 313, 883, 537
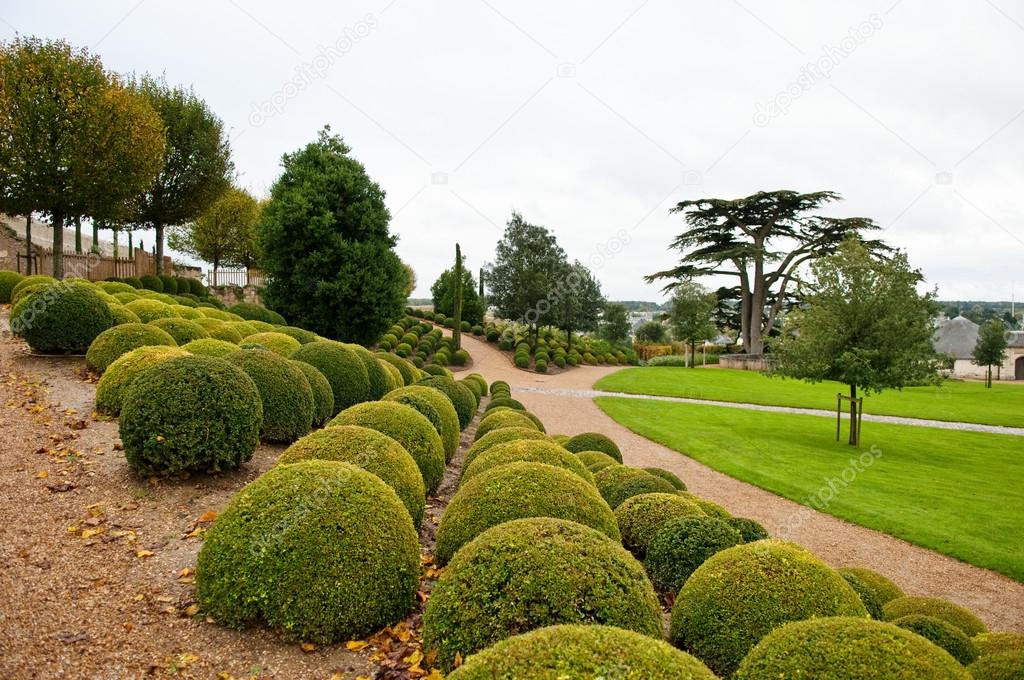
434, 461, 619, 565
466, 373, 487, 394
186, 278, 205, 296
95, 346, 188, 414
159, 275, 178, 294
345, 343, 391, 400
669, 540, 868, 676
196, 460, 419, 643
417, 375, 475, 429
726, 516, 768, 542
840, 571, 885, 619
594, 465, 678, 508
329, 401, 445, 494
645, 515, 744, 594
290, 360, 334, 426
837, 567, 904, 604
535, 359, 548, 372
292, 341, 370, 413
224, 349, 314, 442
458, 377, 482, 403
484, 396, 525, 413
197, 307, 236, 321
0, 270, 23, 303
489, 380, 510, 395
968, 650, 1024, 680
273, 325, 319, 344
615, 492, 707, 558
231, 320, 262, 338
564, 432, 622, 461
378, 352, 417, 385
125, 299, 178, 323
169, 303, 202, 318
577, 450, 620, 472
424, 517, 662, 670
11, 282, 113, 353
883, 596, 987, 637
139, 274, 163, 292
678, 491, 733, 519
107, 304, 141, 326
513, 354, 530, 368
277, 425, 425, 526
86, 323, 177, 373
474, 409, 539, 441
733, 617, 971, 680
894, 614, 979, 665
644, 466, 686, 490
447, 624, 716, 679
378, 358, 402, 392
461, 440, 594, 485
463, 427, 553, 470
383, 385, 460, 462
973, 632, 1024, 657
119, 355, 263, 475
229, 302, 286, 325
452, 348, 469, 366
241, 331, 301, 357
181, 338, 239, 357
149, 317, 210, 345
421, 363, 450, 377
10, 274, 56, 301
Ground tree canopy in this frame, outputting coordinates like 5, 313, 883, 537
257, 127, 406, 345
973, 319, 1009, 388
549, 261, 605, 347
168, 186, 260, 278
668, 280, 718, 366
634, 320, 668, 344
599, 302, 631, 346
432, 261, 484, 326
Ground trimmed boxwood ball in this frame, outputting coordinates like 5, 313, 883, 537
679, 492, 732, 518
125, 299, 178, 323
447, 624, 717, 680
644, 466, 686, 490
277, 425, 425, 527
148, 317, 210, 345
894, 614, 979, 665
841, 570, 885, 619
969, 650, 1024, 680
378, 352, 417, 385
461, 440, 594, 485
837, 567, 904, 605
565, 432, 622, 462
329, 401, 445, 494
229, 302, 286, 325
421, 363, 449, 377
464, 427, 553, 470
434, 461, 619, 565
383, 385, 460, 462
11, 282, 113, 353
95, 346, 188, 414
728, 516, 770, 542
169, 304, 202, 319
484, 396, 525, 412
292, 341, 370, 413
645, 515, 744, 594
180, 338, 240, 357
139, 274, 163, 292
10, 274, 56, 301
489, 380, 510, 395
224, 349, 314, 442
345, 343, 391, 400
86, 323, 177, 373
378, 359, 402, 392
974, 632, 1024, 657
159, 275, 178, 294
416, 375, 476, 429
119, 355, 263, 475
291, 361, 334, 426
577, 450, 620, 472
196, 460, 420, 643
474, 409, 539, 441
595, 465, 678, 509
231, 320, 262, 338
615, 492, 707, 559
274, 325, 320, 344
241, 331, 301, 357
0, 270, 23, 303
107, 304, 141, 326
733, 616, 971, 680
424, 517, 662, 671
466, 372, 487, 395
883, 596, 987, 637
670, 540, 868, 677
458, 377, 482, 403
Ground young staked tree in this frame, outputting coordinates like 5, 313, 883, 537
431, 263, 484, 326
599, 302, 631, 346
0, 37, 165, 278
973, 319, 1009, 388
635, 320, 669, 344
775, 239, 940, 445
452, 243, 463, 350
258, 127, 407, 345
167, 186, 260, 283
550, 261, 604, 349
668, 280, 718, 367
130, 75, 232, 275
646, 191, 886, 354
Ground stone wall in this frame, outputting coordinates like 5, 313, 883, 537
208, 285, 262, 308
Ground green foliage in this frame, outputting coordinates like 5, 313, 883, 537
277, 425, 425, 526
728, 516, 770, 542
125, 298, 176, 323
224, 349, 314, 442
291, 341, 369, 413
840, 571, 885, 619
474, 409, 539, 441
463, 426, 552, 470
733, 616, 971, 680
140, 274, 163, 292
119, 355, 262, 475
274, 325, 320, 345
11, 282, 113, 352
968, 651, 1024, 680
447, 624, 716, 679
594, 466, 677, 509
424, 517, 661, 670
893, 614, 979, 665
193, 318, 243, 343
668, 280, 718, 351
549, 261, 605, 344
461, 440, 593, 485
107, 304, 141, 326
643, 466, 686, 490
229, 302, 286, 325
148, 317, 210, 345
431, 265, 484, 325
645, 515, 743, 594
599, 302, 631, 345
0, 270, 23, 303
196, 460, 419, 643
973, 319, 1010, 387
377, 352, 417, 385
180, 338, 239, 358
577, 450, 619, 472
257, 128, 406, 344
564, 432, 622, 461
974, 632, 1024, 657
615, 493, 707, 559
883, 596, 987, 637
434, 461, 619, 565
169, 186, 260, 272
287, 361, 333, 426
669, 540, 868, 676
240, 331, 300, 357
383, 385, 460, 462
484, 396, 524, 412
11, 275, 56, 300
159, 275, 178, 294
95, 346, 187, 414
416, 375, 476, 429
329, 401, 445, 494
345, 343, 391, 400
86, 323, 177, 373
635, 320, 669, 343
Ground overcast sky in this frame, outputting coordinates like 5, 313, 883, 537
5, 0, 1023, 301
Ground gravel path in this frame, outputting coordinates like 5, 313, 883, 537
455, 331, 1024, 632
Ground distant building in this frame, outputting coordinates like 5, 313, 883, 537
932, 315, 1024, 380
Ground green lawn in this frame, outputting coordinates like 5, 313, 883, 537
596, 397, 1024, 582
595, 367, 1024, 428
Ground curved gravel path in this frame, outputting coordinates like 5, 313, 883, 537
455, 331, 1024, 632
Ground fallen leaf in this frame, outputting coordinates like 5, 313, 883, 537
135, 550, 154, 558
184, 604, 200, 617
197, 510, 217, 523
300, 642, 316, 653
45, 482, 76, 493
454, 651, 463, 668
346, 640, 369, 651
35, 470, 49, 479
80, 527, 105, 539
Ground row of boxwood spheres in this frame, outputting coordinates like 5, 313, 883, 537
377, 314, 472, 368
474, 319, 640, 369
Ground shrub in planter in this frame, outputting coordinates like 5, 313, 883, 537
968, 650, 1024, 680
893, 614, 979, 665
0, 270, 23, 303
728, 516, 770, 542
973, 632, 1024, 657
11, 282, 113, 353
840, 571, 885, 619
837, 567, 904, 605
240, 331, 301, 357
224, 349, 314, 442
181, 338, 240, 358
86, 323, 177, 373
733, 617, 971, 680
645, 515, 744, 593
564, 431, 622, 461
119, 355, 263, 475
196, 460, 419, 643
292, 341, 370, 413
434, 461, 619, 565
615, 493, 707, 559
416, 375, 475, 429
447, 624, 716, 680
290, 360, 334, 426
484, 396, 525, 413
149, 317, 210, 345
424, 517, 661, 670
125, 299, 178, 323
883, 596, 987, 637
594, 465, 677, 509
277, 425, 425, 526
461, 440, 594, 485
669, 540, 867, 677
643, 466, 686, 490
577, 450, 620, 472
95, 346, 188, 414
107, 304, 141, 326
329, 401, 445, 494
383, 385, 460, 461
139, 274, 163, 292
474, 409, 539, 441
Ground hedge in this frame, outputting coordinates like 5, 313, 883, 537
382, 385, 460, 462
614, 492, 707, 559
484, 396, 525, 413
377, 352, 417, 385
346, 343, 392, 400
86, 323, 177, 373
840, 571, 885, 619
728, 516, 770, 543
229, 302, 287, 325
594, 465, 678, 509
461, 440, 594, 485
273, 325, 320, 345
240, 331, 301, 357
577, 450, 621, 472
0, 270, 22, 303
291, 360, 334, 426
883, 596, 987, 637
292, 341, 370, 413
149, 317, 210, 345
643, 466, 686, 490
564, 432, 622, 461
973, 632, 1024, 657
893, 614, 979, 665
196, 460, 419, 643
11, 282, 113, 353
139, 274, 163, 292
107, 304, 141, 326
423, 517, 661, 670
224, 349, 314, 442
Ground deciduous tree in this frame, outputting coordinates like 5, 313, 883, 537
973, 319, 1009, 388
599, 302, 631, 346
635, 320, 669, 344
431, 262, 484, 327
668, 280, 718, 367
168, 186, 260, 282
549, 261, 604, 349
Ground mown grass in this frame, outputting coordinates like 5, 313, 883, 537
595, 367, 1024, 428
596, 396, 1024, 582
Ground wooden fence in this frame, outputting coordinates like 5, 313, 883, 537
208, 268, 267, 287
17, 247, 176, 281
